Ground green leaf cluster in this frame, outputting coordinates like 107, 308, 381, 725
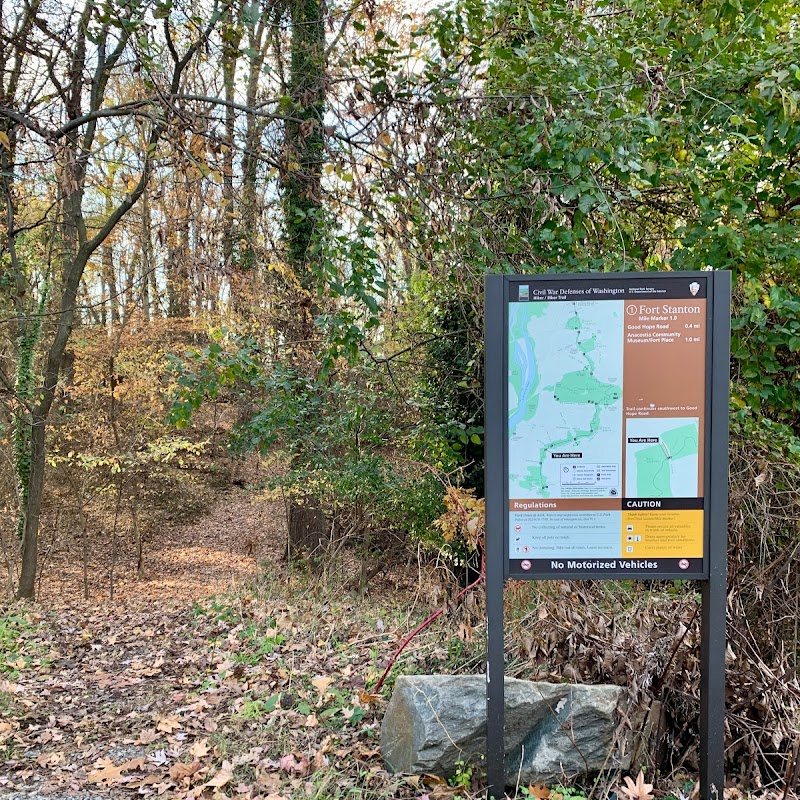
391, 0, 800, 466
168, 338, 447, 547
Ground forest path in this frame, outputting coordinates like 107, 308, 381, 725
36, 484, 287, 607
1, 488, 304, 799
2, 482, 422, 800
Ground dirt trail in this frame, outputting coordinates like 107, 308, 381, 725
1, 488, 294, 798
37, 486, 287, 607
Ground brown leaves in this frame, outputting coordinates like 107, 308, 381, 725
358, 689, 382, 706
1, 588, 398, 799
278, 753, 309, 776
190, 737, 212, 758
203, 759, 234, 788
87, 756, 146, 785
136, 727, 161, 744
618, 771, 655, 800
156, 714, 181, 733
168, 759, 202, 782
311, 675, 333, 697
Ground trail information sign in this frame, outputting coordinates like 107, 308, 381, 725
484, 271, 731, 800
505, 274, 714, 579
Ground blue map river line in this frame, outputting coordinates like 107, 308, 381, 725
509, 337, 537, 434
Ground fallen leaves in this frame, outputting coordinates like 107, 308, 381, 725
156, 714, 182, 733
0, 678, 23, 694
618, 770, 655, 800
311, 674, 333, 696
190, 737, 212, 758
137, 728, 162, 744
168, 759, 203, 781
87, 756, 146, 785
358, 689, 383, 705
0, 590, 409, 800
203, 759, 234, 788
278, 753, 309, 776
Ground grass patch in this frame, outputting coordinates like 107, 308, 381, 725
0, 611, 33, 676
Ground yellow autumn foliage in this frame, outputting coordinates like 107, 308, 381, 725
433, 487, 485, 553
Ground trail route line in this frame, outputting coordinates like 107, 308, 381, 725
508, 301, 623, 499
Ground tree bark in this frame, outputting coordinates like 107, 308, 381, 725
102, 184, 118, 326
140, 188, 153, 320
281, 0, 328, 553
282, 0, 326, 347
221, 8, 241, 279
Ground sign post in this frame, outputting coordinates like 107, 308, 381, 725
484, 272, 730, 800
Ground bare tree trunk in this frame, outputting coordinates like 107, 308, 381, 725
17, 407, 46, 598
108, 478, 123, 601
149, 256, 160, 319
81, 517, 90, 600
133, 503, 144, 578
102, 186, 118, 326
167, 176, 191, 318
122, 247, 136, 323
221, 9, 241, 282
240, 8, 270, 275
140, 190, 153, 320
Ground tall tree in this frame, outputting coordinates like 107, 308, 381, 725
1, 0, 221, 598
281, 0, 326, 348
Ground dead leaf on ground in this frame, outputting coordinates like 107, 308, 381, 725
278, 753, 309, 775
137, 728, 161, 744
618, 770, 655, 800
528, 783, 551, 798
88, 756, 146, 785
190, 737, 212, 758
430, 784, 465, 797
169, 759, 203, 781
204, 759, 234, 788
422, 773, 448, 786
311, 675, 332, 696
358, 690, 382, 705
156, 714, 181, 733
203, 716, 218, 732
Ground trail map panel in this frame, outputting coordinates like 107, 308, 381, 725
508, 301, 623, 500
506, 275, 711, 580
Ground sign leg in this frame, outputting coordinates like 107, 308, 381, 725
699, 577, 725, 800
484, 273, 506, 799
486, 569, 504, 799
700, 270, 730, 800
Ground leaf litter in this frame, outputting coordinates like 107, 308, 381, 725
0, 488, 448, 800
5, 476, 797, 800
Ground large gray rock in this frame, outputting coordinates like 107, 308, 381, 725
381, 675, 626, 786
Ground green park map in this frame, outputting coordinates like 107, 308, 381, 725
508, 301, 623, 499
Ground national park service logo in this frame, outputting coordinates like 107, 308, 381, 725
689, 281, 700, 296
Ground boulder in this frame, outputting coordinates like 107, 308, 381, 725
381, 675, 626, 786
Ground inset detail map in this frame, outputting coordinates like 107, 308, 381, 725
625, 417, 699, 498
508, 301, 623, 498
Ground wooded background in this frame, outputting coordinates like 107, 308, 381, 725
1, 0, 799, 788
